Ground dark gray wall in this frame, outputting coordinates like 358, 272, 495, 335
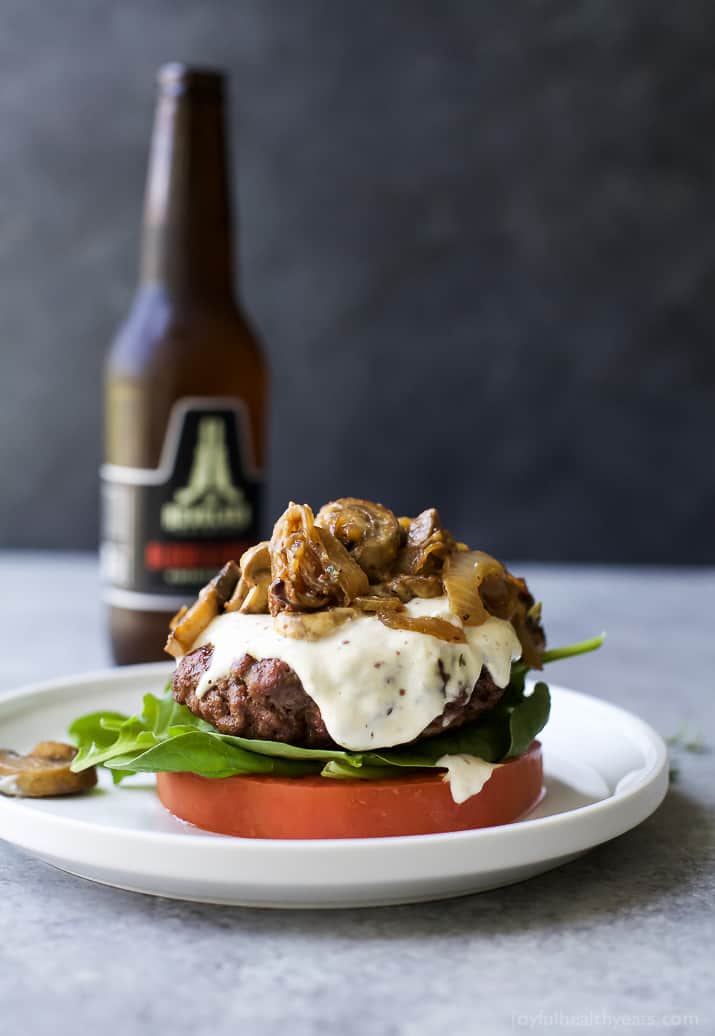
1, 0, 714, 561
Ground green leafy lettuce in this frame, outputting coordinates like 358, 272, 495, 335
69, 634, 604, 783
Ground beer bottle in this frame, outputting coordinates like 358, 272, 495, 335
101, 64, 268, 664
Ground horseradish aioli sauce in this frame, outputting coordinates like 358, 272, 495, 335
191, 596, 521, 754
436, 754, 500, 804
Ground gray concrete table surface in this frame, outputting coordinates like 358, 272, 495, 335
0, 553, 712, 1036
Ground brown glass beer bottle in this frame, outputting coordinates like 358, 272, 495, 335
101, 64, 268, 664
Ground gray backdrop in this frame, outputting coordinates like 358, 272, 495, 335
1, 0, 713, 561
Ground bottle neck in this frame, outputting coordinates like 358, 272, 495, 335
139, 84, 235, 303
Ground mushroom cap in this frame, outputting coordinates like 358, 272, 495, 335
315, 497, 401, 582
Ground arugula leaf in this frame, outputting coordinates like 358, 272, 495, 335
68, 711, 128, 750
510, 632, 605, 683
212, 733, 363, 764
368, 711, 510, 768
321, 760, 401, 780
71, 716, 161, 772
542, 633, 606, 665
106, 732, 320, 779
507, 681, 550, 757
69, 693, 356, 781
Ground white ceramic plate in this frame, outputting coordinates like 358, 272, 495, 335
0, 663, 668, 908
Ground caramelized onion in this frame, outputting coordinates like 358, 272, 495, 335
353, 594, 403, 613
442, 549, 506, 627
377, 609, 467, 644
443, 551, 546, 665
269, 503, 369, 615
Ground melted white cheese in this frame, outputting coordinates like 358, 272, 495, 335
437, 754, 500, 804
191, 596, 521, 753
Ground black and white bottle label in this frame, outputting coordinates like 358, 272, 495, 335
100, 397, 262, 611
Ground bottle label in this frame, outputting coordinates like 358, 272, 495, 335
100, 396, 262, 610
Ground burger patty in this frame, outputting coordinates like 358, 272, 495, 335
172, 644, 508, 748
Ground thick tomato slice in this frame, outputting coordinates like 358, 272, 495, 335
156, 741, 543, 839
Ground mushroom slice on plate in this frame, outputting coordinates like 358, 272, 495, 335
0, 742, 97, 798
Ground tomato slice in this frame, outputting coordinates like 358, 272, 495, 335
156, 741, 543, 839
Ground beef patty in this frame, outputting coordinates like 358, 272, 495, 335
172, 644, 509, 748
